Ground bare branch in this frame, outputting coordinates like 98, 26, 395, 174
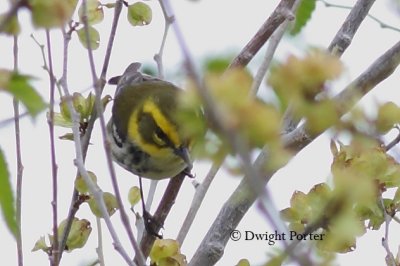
320, 0, 400, 33
96, 218, 105, 266
44, 30, 60, 266
251, 0, 301, 96
138, 173, 186, 258
56, 25, 78, 262
13, 34, 24, 266
177, 161, 221, 245
250, 20, 290, 96
229, 0, 296, 69
385, 127, 400, 151
0, 112, 29, 128
379, 197, 396, 266
328, 0, 376, 56
154, 0, 174, 79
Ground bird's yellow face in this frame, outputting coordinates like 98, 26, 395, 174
128, 99, 183, 158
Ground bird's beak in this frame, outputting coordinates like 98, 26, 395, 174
174, 146, 193, 170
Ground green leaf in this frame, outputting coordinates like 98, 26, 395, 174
78, 0, 104, 25
290, 0, 316, 35
29, 0, 77, 28
0, 148, 17, 237
127, 2, 152, 26
128, 186, 141, 206
77, 26, 100, 50
203, 55, 232, 74
0, 13, 21, 35
6, 73, 47, 117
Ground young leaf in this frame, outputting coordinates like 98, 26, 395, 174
127, 2, 152, 26
0, 148, 17, 237
78, 0, 104, 25
77, 26, 100, 50
6, 73, 47, 118
29, 0, 77, 28
57, 218, 92, 251
290, 0, 316, 35
128, 186, 141, 207
0, 13, 21, 35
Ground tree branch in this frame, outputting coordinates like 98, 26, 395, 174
154, 0, 174, 79
44, 30, 60, 266
177, 161, 222, 245
138, 172, 186, 258
320, 0, 400, 33
229, 0, 296, 69
13, 34, 24, 266
328, 0, 376, 56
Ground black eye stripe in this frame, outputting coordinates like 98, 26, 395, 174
139, 110, 174, 148
155, 127, 167, 140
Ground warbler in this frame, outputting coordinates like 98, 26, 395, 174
106, 63, 193, 237
106, 62, 193, 179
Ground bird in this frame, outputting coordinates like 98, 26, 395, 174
106, 62, 194, 237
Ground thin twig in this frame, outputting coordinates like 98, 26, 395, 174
177, 161, 221, 244
319, 0, 400, 33
44, 30, 60, 266
81, 0, 145, 264
327, 0, 377, 56
154, 0, 173, 79
31, 34, 63, 96
229, 0, 296, 68
250, 14, 294, 96
385, 127, 400, 151
0, 112, 29, 128
56, 26, 76, 263
252, 0, 300, 136
13, 34, 24, 266
96, 218, 105, 266
144, 180, 157, 220
379, 197, 396, 266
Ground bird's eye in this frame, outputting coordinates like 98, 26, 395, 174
152, 128, 167, 146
